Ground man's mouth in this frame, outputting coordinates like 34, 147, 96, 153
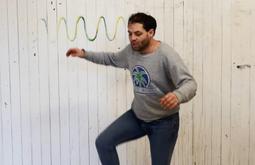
131, 42, 138, 47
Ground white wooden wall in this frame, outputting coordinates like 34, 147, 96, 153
0, 0, 255, 165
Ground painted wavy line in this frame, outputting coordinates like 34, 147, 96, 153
41, 16, 126, 41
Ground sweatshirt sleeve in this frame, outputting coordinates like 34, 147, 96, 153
83, 45, 129, 69
164, 48, 197, 103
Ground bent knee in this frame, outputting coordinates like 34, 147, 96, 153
95, 133, 115, 150
95, 135, 104, 149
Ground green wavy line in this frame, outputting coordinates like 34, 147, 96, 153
41, 16, 126, 41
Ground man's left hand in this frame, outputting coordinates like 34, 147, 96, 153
160, 92, 179, 110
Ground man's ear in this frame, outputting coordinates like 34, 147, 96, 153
148, 29, 155, 37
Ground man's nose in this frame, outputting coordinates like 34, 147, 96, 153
130, 34, 137, 41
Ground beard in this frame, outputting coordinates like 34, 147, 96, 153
131, 38, 150, 52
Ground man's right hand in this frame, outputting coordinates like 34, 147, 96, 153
66, 48, 86, 58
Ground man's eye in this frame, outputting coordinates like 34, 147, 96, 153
135, 33, 142, 36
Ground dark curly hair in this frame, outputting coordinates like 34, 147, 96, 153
128, 12, 157, 35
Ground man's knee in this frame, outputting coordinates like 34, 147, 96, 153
95, 133, 113, 151
95, 134, 104, 150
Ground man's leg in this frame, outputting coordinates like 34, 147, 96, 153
95, 109, 146, 165
148, 113, 179, 165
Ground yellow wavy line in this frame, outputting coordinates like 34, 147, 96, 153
41, 16, 126, 41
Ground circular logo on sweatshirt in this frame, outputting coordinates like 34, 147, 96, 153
132, 65, 150, 88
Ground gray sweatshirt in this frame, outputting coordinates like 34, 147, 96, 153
84, 42, 197, 122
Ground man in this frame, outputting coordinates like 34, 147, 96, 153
66, 12, 197, 165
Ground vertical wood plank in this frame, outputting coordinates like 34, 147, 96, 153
66, 1, 82, 164
249, 1, 255, 164
173, 0, 184, 54
37, 0, 52, 164
0, 73, 2, 164
27, 0, 42, 164
231, 0, 251, 164
163, 0, 174, 46
95, 0, 107, 137
104, 1, 121, 164
76, 0, 90, 163
94, 1, 108, 165
47, 0, 61, 164
172, 0, 184, 164
211, 0, 223, 164
202, 0, 214, 164
85, 1, 99, 164
0, 1, 12, 164
105, 0, 117, 128
177, 0, 194, 164
7, 0, 23, 164
248, 0, 255, 162
221, 0, 232, 164
1, 0, 14, 164
192, 0, 206, 164
18, 0, 33, 164
57, 0, 71, 165
174, 0, 184, 164
73, 1, 91, 165
154, 0, 164, 41
0, 68, 2, 164
203, 1, 215, 165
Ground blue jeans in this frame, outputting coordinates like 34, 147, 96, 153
95, 109, 179, 165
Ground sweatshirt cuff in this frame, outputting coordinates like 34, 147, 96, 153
83, 50, 93, 60
173, 90, 183, 104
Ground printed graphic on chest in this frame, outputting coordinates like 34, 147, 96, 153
131, 65, 151, 88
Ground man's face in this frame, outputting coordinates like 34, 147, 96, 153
128, 23, 154, 52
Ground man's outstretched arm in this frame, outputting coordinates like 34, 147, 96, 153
66, 46, 129, 69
